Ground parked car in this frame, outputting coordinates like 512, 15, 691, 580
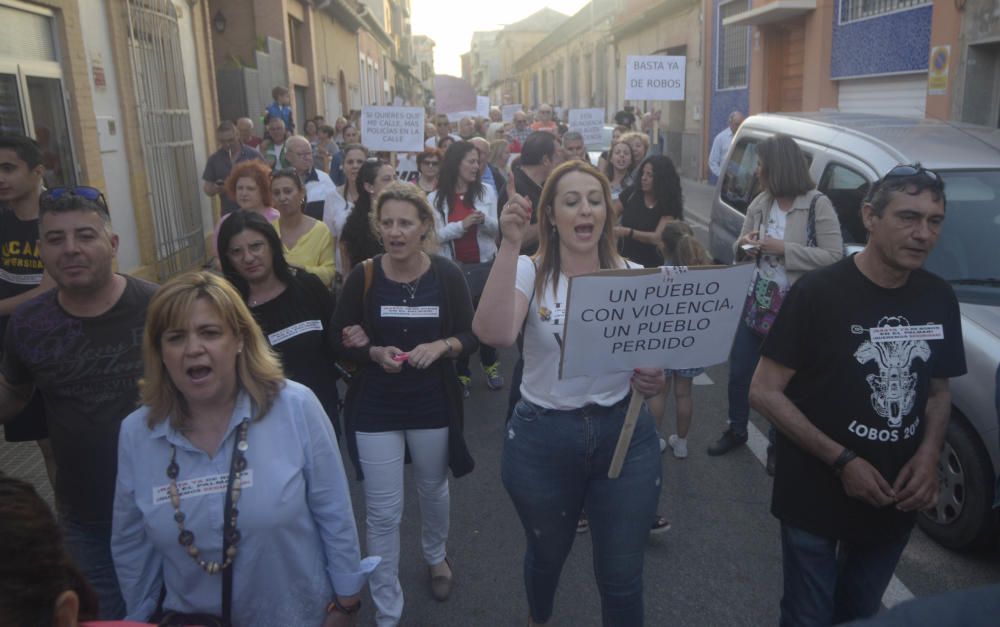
709, 112, 1000, 550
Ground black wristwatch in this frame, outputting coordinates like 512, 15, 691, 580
327, 597, 362, 615
832, 447, 858, 477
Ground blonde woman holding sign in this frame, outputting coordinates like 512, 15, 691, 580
473, 161, 665, 626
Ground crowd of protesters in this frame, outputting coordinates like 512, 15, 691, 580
0, 87, 986, 627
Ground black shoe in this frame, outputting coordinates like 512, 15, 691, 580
766, 444, 776, 476
707, 428, 748, 456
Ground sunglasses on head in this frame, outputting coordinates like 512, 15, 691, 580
270, 167, 298, 179
40, 186, 109, 212
881, 164, 940, 183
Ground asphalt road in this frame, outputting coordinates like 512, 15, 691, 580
1, 178, 996, 625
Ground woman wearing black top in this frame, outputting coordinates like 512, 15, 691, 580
331, 182, 476, 626
615, 155, 684, 268
217, 210, 341, 435
340, 159, 394, 271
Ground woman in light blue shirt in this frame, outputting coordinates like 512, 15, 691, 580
112, 272, 377, 626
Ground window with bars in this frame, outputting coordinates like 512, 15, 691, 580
840, 0, 930, 23
717, 0, 749, 90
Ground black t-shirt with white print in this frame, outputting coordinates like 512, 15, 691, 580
761, 255, 966, 544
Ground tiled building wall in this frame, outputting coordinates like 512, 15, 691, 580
830, 2, 932, 78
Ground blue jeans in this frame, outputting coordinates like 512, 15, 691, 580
501, 397, 661, 626
780, 524, 911, 626
61, 516, 126, 620
727, 321, 764, 437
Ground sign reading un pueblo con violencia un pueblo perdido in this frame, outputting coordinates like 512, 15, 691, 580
558, 264, 755, 379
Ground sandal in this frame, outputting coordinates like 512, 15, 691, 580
576, 513, 589, 534
650, 515, 671, 535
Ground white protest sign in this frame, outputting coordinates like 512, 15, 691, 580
446, 110, 477, 123
476, 96, 490, 119
568, 108, 606, 146
361, 106, 425, 152
502, 104, 523, 122
559, 264, 755, 378
625, 55, 686, 101
395, 154, 419, 183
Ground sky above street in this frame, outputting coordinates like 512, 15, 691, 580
411, 0, 590, 77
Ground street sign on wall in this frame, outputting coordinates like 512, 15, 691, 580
625, 55, 686, 101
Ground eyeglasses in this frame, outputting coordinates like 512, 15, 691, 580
40, 186, 110, 213
422, 161, 440, 167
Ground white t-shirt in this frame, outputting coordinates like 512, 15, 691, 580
755, 200, 790, 293
515, 255, 640, 410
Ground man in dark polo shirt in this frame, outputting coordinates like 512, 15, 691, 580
0, 135, 56, 484
509, 131, 559, 255
0, 188, 157, 619
202, 120, 263, 215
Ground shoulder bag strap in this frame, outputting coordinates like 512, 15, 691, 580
220, 421, 245, 627
806, 192, 821, 248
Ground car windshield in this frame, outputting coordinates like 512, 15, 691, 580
925, 169, 1000, 305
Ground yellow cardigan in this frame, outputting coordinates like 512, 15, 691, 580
274, 219, 336, 286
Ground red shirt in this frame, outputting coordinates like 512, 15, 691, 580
448, 194, 481, 263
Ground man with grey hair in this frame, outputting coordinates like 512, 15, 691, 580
561, 131, 589, 164
508, 110, 532, 151
708, 110, 745, 181
285, 135, 337, 221
458, 116, 477, 140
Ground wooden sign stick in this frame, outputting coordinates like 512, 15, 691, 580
608, 386, 644, 479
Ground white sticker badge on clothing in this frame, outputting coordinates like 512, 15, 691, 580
152, 470, 253, 505
869, 324, 944, 343
380, 305, 440, 318
268, 320, 323, 346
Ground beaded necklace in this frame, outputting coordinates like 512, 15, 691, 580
166, 419, 249, 574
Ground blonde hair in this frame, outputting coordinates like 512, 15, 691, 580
533, 161, 624, 297
372, 181, 439, 253
140, 271, 284, 430
619, 131, 650, 153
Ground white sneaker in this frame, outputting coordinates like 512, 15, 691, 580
668, 435, 688, 459
659, 437, 667, 453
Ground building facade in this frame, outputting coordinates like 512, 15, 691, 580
489, 8, 569, 105
2, 0, 219, 280
513, 0, 616, 112
612, 0, 704, 178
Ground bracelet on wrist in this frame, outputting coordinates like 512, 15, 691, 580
327, 597, 361, 615
832, 447, 858, 477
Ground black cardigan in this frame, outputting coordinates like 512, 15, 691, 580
330, 253, 478, 480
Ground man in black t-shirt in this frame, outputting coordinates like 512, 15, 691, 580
750, 166, 966, 625
0, 189, 156, 620
0, 135, 56, 480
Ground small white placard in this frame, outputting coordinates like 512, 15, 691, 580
502, 104, 523, 122
625, 55, 686, 101
361, 106, 426, 153
476, 96, 491, 119
568, 109, 606, 146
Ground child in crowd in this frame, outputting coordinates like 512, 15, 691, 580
264, 85, 294, 133
649, 221, 714, 458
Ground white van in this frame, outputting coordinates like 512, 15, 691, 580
709, 112, 1000, 551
